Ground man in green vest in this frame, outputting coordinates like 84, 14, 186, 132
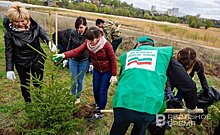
110, 36, 198, 135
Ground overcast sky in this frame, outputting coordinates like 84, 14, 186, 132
120, 0, 220, 20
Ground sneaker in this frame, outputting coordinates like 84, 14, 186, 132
75, 98, 80, 104
90, 113, 104, 120
95, 113, 104, 119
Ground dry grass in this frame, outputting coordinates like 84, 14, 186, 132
1, 6, 219, 48
31, 7, 220, 48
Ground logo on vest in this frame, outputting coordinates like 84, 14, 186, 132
125, 50, 157, 71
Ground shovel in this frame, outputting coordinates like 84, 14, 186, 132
94, 108, 204, 114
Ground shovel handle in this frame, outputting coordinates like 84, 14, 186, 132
96, 109, 204, 114
164, 108, 204, 113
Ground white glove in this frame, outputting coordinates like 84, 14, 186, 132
48, 41, 57, 52
62, 59, 68, 67
185, 106, 197, 114
88, 65, 93, 72
7, 71, 16, 81
110, 76, 117, 85
54, 53, 65, 59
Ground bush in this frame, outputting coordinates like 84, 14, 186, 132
103, 5, 112, 14
76, 2, 98, 12
208, 102, 220, 126
203, 20, 214, 29
16, 64, 83, 134
113, 7, 130, 16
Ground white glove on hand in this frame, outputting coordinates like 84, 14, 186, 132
88, 65, 93, 72
62, 59, 68, 67
7, 71, 16, 81
185, 106, 197, 114
110, 76, 117, 85
56, 53, 65, 58
48, 41, 57, 52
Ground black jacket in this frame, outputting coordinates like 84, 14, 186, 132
4, 18, 50, 71
189, 60, 208, 90
167, 58, 198, 109
66, 29, 89, 62
52, 29, 72, 53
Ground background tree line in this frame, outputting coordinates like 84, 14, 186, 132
12, 0, 218, 29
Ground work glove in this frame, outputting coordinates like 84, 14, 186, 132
88, 64, 93, 72
165, 87, 175, 101
185, 106, 198, 114
7, 71, 16, 81
53, 53, 65, 63
48, 41, 57, 52
110, 76, 117, 85
62, 59, 68, 67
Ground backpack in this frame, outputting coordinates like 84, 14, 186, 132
193, 87, 220, 125
103, 20, 121, 42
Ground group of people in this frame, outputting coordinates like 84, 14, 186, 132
54, 26, 118, 118
4, 4, 219, 135
52, 17, 122, 106
4, 4, 121, 118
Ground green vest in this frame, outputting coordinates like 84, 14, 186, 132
112, 45, 173, 114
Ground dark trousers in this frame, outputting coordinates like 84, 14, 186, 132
15, 63, 44, 102
111, 38, 122, 52
148, 121, 166, 135
110, 108, 155, 135
92, 69, 111, 110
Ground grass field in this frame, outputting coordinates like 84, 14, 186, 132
27, 6, 220, 48
0, 6, 220, 134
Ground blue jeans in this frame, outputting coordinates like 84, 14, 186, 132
93, 68, 112, 110
68, 59, 89, 98
176, 90, 183, 101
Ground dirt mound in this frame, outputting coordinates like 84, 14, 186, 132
73, 104, 96, 118
204, 63, 220, 77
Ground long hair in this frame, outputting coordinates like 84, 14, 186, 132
177, 47, 197, 71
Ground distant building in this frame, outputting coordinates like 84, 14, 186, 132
84, 0, 90, 2
74, 0, 84, 2
151, 5, 156, 11
90, 0, 100, 5
43, 0, 54, 6
196, 14, 201, 18
167, 7, 179, 16
73, 0, 95, 3
73, 0, 86, 2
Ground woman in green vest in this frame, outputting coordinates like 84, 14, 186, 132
110, 36, 198, 135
